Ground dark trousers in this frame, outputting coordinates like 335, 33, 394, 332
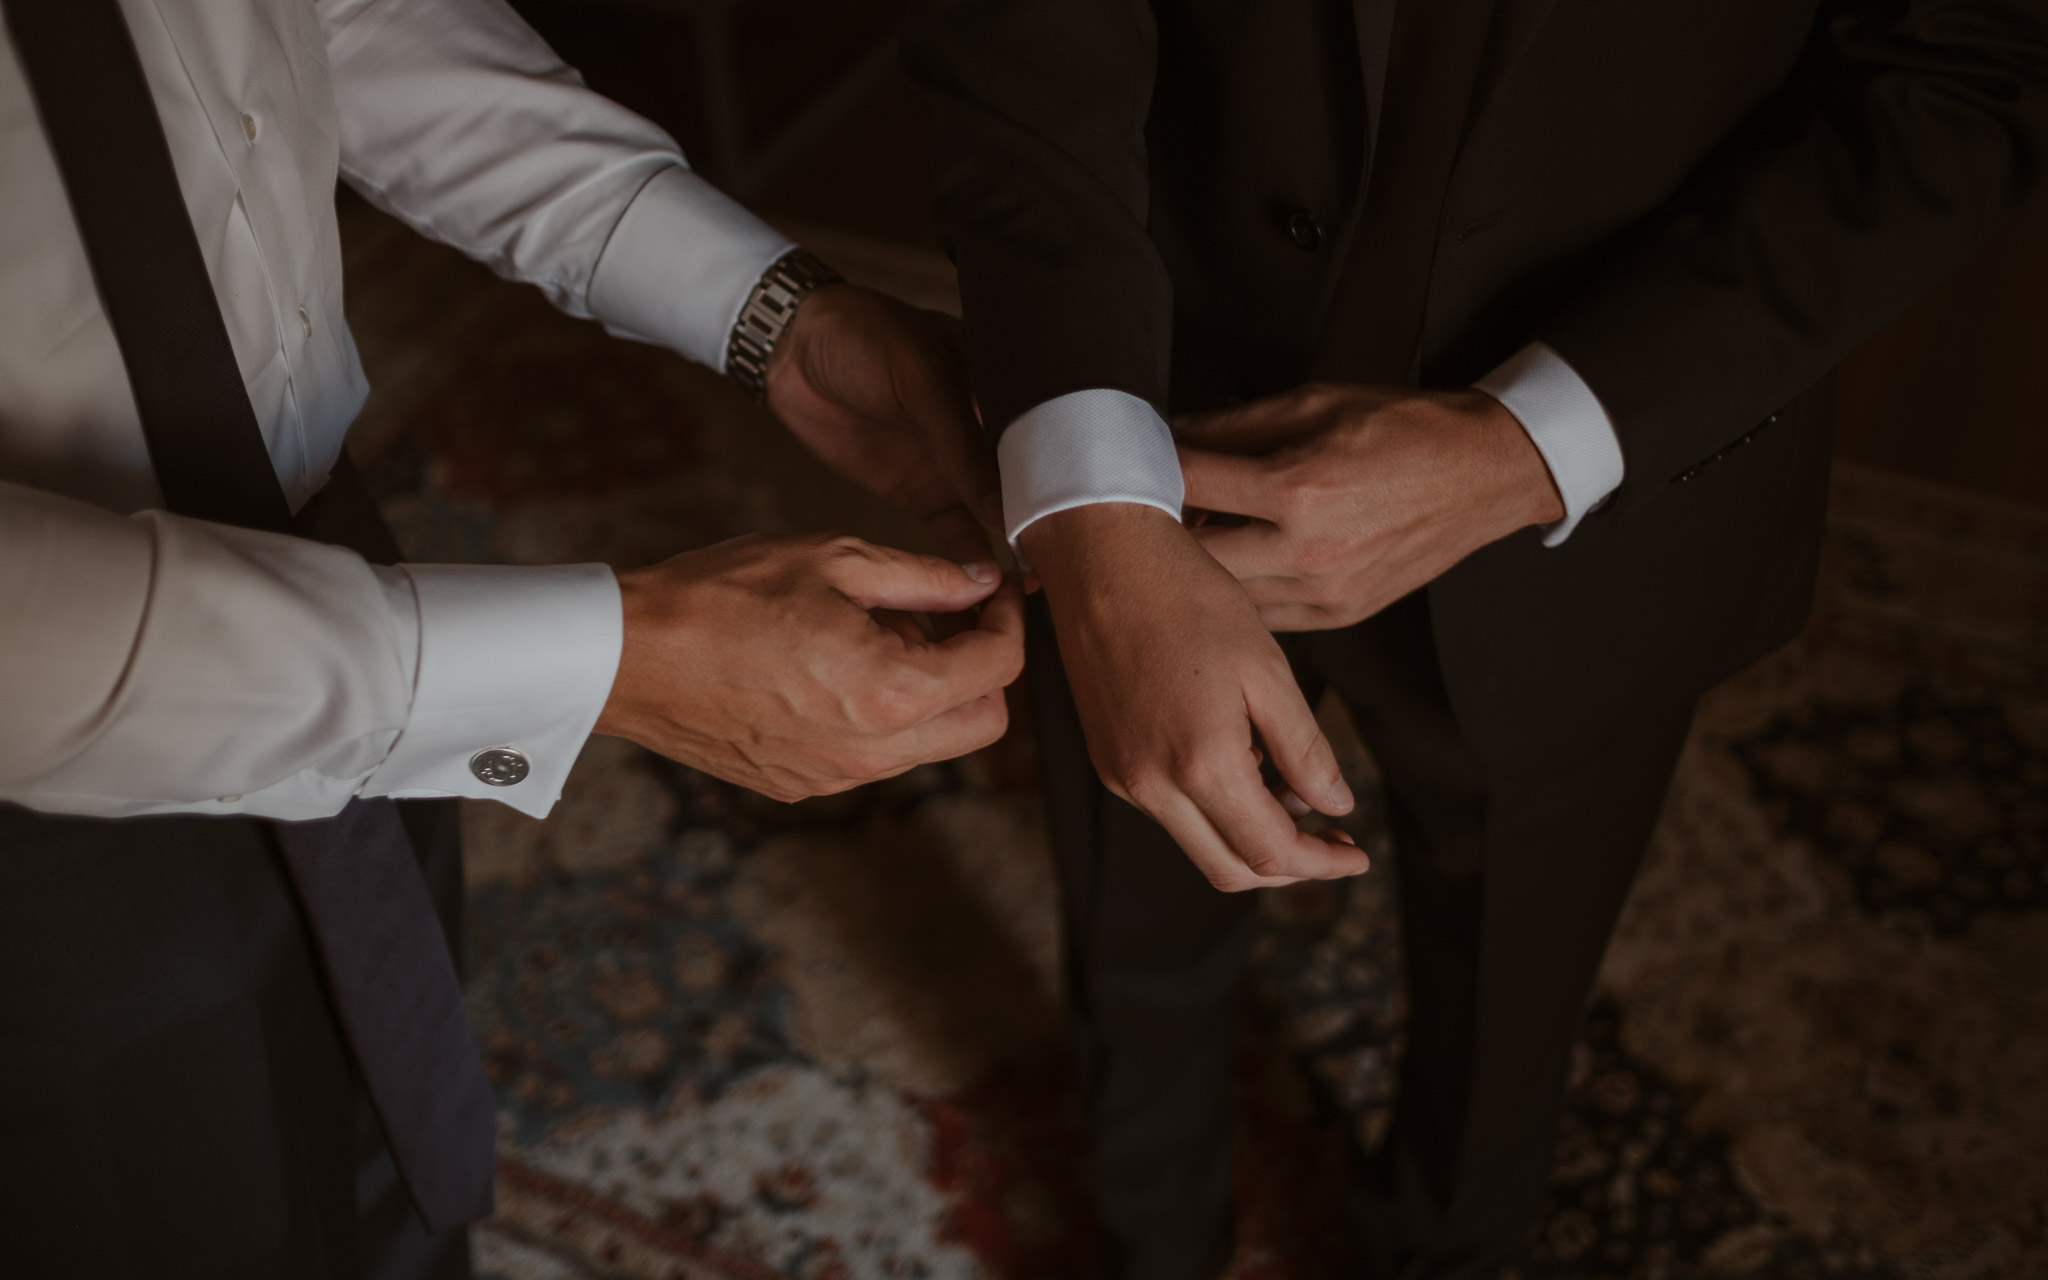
1028, 591, 1695, 1280
0, 801, 473, 1280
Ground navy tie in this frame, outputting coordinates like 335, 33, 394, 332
273, 802, 498, 1229
4, 0, 498, 1231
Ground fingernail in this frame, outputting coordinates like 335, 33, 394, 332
1327, 779, 1356, 813
1332, 829, 1357, 846
962, 560, 1000, 583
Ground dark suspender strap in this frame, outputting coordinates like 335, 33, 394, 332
4, 0, 294, 532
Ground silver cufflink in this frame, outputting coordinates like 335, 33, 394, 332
469, 747, 531, 787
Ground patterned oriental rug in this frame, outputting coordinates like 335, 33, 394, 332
337, 193, 2048, 1280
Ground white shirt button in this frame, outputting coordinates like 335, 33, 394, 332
240, 112, 258, 144
298, 307, 312, 339
215, 794, 242, 804
469, 747, 531, 787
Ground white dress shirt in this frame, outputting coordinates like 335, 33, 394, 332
0, 0, 791, 820
997, 347, 1626, 550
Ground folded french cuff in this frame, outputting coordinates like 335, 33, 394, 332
586, 165, 795, 372
359, 562, 623, 818
998, 388, 1187, 547
1473, 341, 1626, 547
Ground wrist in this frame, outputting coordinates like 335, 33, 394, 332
1460, 391, 1566, 533
761, 279, 855, 412
594, 564, 681, 745
727, 248, 843, 403
1019, 501, 1193, 598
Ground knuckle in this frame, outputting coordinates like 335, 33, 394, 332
1305, 573, 1348, 608
1276, 467, 1321, 518
1327, 599, 1371, 628
1239, 846, 1287, 878
969, 698, 1012, 748
1291, 534, 1338, 576
1298, 384, 1340, 414
1113, 767, 1160, 810
856, 678, 930, 732
1170, 747, 1236, 794
830, 747, 895, 783
1164, 757, 1204, 795
816, 534, 876, 569
1270, 718, 1325, 765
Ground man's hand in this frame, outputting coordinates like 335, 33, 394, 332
1176, 385, 1565, 631
1023, 504, 1367, 893
595, 533, 1024, 801
766, 284, 1000, 561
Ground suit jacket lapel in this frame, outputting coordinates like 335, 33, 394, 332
1469, 0, 1561, 124
1314, 0, 1504, 384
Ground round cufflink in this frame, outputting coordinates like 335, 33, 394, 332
469, 747, 531, 787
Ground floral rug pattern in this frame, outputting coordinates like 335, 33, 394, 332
339, 195, 2048, 1280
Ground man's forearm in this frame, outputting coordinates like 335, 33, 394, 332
905, 0, 1174, 433
324, 0, 794, 364
0, 481, 620, 820
585, 167, 795, 371
1002, 339, 1620, 557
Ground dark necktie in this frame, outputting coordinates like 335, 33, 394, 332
3, 0, 496, 1232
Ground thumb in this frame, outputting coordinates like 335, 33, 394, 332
823, 537, 1003, 614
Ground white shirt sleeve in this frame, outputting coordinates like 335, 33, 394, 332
358, 562, 621, 814
301, 0, 794, 815
999, 343, 1625, 550
318, 0, 788, 369
997, 389, 1186, 545
1472, 342, 1625, 546
587, 166, 794, 372
0, 483, 619, 821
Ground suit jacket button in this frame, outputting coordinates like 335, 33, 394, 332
470, 747, 531, 786
1286, 209, 1323, 251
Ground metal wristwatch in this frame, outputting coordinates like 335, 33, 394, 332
724, 247, 843, 402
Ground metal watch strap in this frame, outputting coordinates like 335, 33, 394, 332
725, 247, 842, 402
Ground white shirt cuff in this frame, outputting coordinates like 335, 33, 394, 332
997, 389, 1186, 546
586, 165, 795, 373
1473, 342, 1625, 547
360, 562, 623, 818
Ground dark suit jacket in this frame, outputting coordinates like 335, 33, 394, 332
904, 0, 2048, 772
